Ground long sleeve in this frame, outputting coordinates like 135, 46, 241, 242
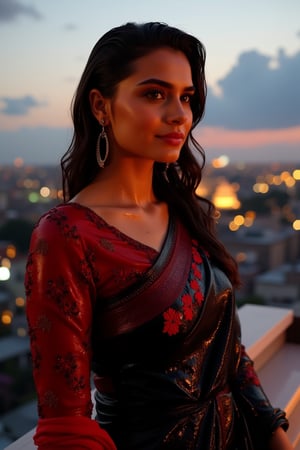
234, 345, 289, 437
25, 209, 117, 449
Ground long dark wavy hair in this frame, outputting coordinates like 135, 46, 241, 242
61, 22, 240, 286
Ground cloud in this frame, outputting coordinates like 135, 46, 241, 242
63, 23, 78, 31
0, 95, 45, 115
0, 0, 42, 23
204, 48, 300, 130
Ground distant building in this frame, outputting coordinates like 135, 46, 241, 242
254, 263, 300, 316
0, 336, 31, 414
222, 226, 299, 273
218, 224, 300, 299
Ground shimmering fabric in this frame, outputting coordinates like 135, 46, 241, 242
25, 203, 288, 450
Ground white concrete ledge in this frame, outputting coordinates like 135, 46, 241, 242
4, 430, 35, 450
238, 304, 294, 362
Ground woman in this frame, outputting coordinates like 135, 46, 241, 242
25, 22, 293, 449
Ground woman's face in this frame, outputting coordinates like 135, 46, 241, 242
104, 47, 195, 164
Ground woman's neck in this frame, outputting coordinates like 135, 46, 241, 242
78, 159, 158, 208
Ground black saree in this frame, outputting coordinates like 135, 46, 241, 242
91, 216, 288, 449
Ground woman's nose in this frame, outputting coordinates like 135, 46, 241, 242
165, 99, 189, 124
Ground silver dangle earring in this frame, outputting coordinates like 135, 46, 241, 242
96, 120, 109, 168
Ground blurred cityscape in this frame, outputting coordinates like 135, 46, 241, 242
0, 157, 300, 446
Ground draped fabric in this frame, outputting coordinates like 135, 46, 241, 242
25, 203, 288, 450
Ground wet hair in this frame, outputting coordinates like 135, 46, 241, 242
61, 22, 240, 286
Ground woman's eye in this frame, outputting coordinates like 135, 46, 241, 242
181, 94, 192, 103
145, 89, 164, 100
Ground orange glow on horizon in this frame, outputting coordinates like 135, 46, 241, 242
196, 125, 300, 149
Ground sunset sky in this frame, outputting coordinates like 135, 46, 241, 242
0, 0, 299, 165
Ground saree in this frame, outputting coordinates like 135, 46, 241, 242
91, 215, 288, 450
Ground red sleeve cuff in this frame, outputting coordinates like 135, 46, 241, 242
34, 416, 117, 450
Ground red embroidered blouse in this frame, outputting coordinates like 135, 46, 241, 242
26, 203, 159, 449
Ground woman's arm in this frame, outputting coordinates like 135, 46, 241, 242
233, 346, 290, 446
269, 426, 294, 450
25, 209, 116, 449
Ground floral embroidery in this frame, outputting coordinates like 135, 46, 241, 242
54, 353, 86, 392
182, 294, 193, 321
39, 390, 58, 413
31, 344, 42, 370
191, 262, 202, 280
79, 203, 157, 260
100, 237, 114, 251
242, 360, 261, 386
24, 253, 34, 297
83, 246, 101, 285
35, 238, 49, 256
36, 314, 52, 333
79, 259, 92, 283
162, 242, 206, 336
195, 290, 204, 305
163, 308, 181, 335
46, 277, 80, 317
192, 247, 203, 264
190, 279, 199, 291
112, 266, 144, 286
47, 209, 79, 240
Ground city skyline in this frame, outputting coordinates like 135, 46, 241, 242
0, 0, 300, 165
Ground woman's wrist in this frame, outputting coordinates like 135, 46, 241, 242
269, 427, 293, 450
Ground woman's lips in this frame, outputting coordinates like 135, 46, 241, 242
157, 132, 185, 146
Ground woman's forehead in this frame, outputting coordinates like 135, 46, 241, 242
126, 48, 193, 85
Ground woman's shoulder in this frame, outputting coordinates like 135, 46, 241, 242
36, 202, 82, 226
33, 202, 101, 241
41, 201, 106, 222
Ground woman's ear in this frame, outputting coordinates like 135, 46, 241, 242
89, 89, 108, 123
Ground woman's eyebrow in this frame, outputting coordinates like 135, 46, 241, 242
137, 78, 195, 92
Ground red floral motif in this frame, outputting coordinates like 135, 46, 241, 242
47, 210, 79, 240
190, 279, 199, 291
162, 241, 207, 335
39, 390, 59, 416
192, 262, 202, 279
46, 277, 79, 317
163, 308, 181, 336
243, 362, 260, 386
100, 237, 114, 251
36, 314, 52, 333
79, 258, 93, 284
182, 294, 193, 321
54, 353, 86, 392
195, 290, 204, 305
35, 238, 49, 256
24, 253, 34, 297
31, 344, 42, 370
192, 247, 203, 264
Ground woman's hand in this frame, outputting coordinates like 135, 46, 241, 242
269, 427, 294, 450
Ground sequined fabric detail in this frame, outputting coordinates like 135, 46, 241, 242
165, 351, 202, 398
163, 410, 204, 450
